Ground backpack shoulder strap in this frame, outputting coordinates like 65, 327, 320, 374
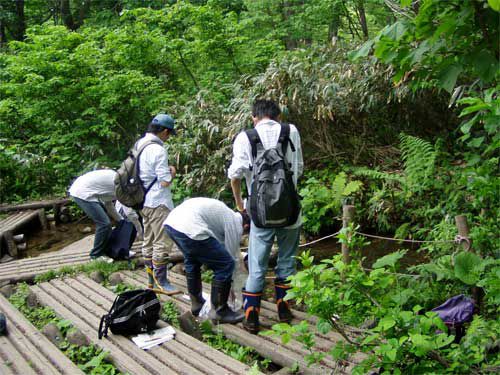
278, 123, 293, 155
245, 129, 262, 159
135, 139, 162, 156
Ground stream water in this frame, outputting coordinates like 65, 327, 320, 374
21, 220, 92, 259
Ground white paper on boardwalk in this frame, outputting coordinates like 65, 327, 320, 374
132, 326, 176, 350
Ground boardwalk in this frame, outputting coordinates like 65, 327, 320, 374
121, 270, 365, 374
31, 275, 255, 375
0, 293, 83, 375
0, 231, 365, 374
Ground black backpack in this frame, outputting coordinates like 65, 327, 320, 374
246, 123, 300, 228
114, 140, 162, 210
107, 220, 137, 260
98, 289, 160, 339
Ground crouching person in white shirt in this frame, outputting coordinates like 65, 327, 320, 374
68, 169, 122, 261
164, 198, 250, 324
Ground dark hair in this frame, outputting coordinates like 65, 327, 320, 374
252, 99, 281, 120
147, 123, 168, 134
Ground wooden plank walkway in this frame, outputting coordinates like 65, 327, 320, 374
0, 236, 144, 284
120, 270, 364, 374
31, 275, 255, 375
0, 235, 94, 284
0, 209, 48, 257
0, 293, 84, 375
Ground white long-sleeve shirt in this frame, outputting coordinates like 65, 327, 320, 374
136, 133, 174, 210
164, 198, 243, 260
227, 119, 304, 228
68, 169, 122, 221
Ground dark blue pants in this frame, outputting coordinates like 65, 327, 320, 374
72, 197, 111, 258
164, 225, 234, 282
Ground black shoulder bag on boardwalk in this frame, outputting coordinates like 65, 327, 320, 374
98, 289, 160, 339
114, 140, 162, 211
246, 123, 300, 228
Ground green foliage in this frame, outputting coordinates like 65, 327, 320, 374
270, 235, 499, 373
34, 260, 136, 283
300, 171, 362, 233
200, 321, 272, 370
399, 133, 436, 192
161, 300, 180, 327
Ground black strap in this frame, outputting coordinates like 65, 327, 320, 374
245, 128, 261, 160
134, 139, 162, 193
98, 314, 108, 339
278, 123, 290, 155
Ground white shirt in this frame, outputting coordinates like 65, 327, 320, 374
227, 119, 304, 228
164, 198, 243, 260
69, 169, 117, 203
136, 133, 174, 210
68, 169, 122, 221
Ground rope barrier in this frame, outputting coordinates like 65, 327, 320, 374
240, 230, 341, 251
354, 232, 471, 250
240, 230, 470, 251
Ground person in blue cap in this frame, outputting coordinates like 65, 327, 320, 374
135, 113, 179, 295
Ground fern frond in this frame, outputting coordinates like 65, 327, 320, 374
399, 133, 436, 190
352, 167, 404, 183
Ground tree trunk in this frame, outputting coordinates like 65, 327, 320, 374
12, 0, 26, 41
75, 0, 91, 29
61, 0, 76, 30
356, 0, 369, 39
0, 20, 6, 47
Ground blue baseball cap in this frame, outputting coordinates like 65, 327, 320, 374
151, 114, 176, 135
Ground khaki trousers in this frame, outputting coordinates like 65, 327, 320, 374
141, 205, 174, 265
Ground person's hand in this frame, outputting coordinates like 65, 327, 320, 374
169, 165, 177, 179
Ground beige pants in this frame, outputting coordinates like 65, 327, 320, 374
141, 205, 174, 265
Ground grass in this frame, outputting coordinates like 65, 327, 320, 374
8, 283, 124, 375
34, 259, 138, 283
200, 320, 276, 372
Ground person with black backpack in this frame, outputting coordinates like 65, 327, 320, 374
228, 99, 303, 334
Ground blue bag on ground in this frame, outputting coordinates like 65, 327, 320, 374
431, 294, 474, 342
108, 220, 137, 260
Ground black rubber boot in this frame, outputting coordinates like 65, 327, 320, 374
210, 279, 244, 324
186, 272, 205, 317
242, 290, 262, 334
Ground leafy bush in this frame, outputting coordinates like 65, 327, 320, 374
269, 231, 500, 373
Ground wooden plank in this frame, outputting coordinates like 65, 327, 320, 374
120, 271, 346, 374
0, 293, 83, 374
0, 335, 38, 375
32, 278, 245, 375
72, 275, 252, 375
46, 279, 202, 375
31, 284, 157, 375
0, 198, 71, 213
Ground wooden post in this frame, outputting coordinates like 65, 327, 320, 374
342, 205, 355, 264
37, 209, 48, 230
455, 215, 482, 311
53, 203, 61, 224
455, 215, 471, 251
3, 232, 17, 257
